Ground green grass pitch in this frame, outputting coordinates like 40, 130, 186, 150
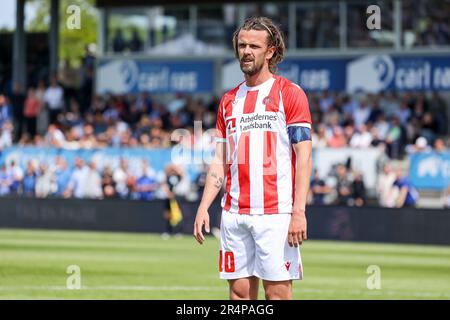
0, 228, 449, 299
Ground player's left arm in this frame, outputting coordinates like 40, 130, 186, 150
290, 135, 313, 247
283, 82, 313, 247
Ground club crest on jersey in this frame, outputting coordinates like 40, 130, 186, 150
226, 118, 236, 134
262, 96, 274, 107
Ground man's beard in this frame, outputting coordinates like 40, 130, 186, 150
240, 57, 263, 76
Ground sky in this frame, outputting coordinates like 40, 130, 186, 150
0, 0, 38, 30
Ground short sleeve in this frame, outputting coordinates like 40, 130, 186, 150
282, 83, 312, 128
215, 96, 226, 142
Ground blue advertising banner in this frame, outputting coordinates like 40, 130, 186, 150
0, 147, 203, 180
409, 152, 450, 190
346, 55, 450, 93
222, 54, 450, 93
278, 58, 347, 91
97, 59, 214, 94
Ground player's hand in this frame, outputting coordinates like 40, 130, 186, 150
288, 211, 307, 247
193, 206, 210, 245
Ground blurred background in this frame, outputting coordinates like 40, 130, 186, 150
0, 0, 449, 241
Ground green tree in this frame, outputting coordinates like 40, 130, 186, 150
26, 0, 97, 68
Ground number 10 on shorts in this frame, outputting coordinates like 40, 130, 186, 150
219, 250, 235, 272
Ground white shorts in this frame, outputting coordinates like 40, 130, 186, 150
219, 210, 304, 281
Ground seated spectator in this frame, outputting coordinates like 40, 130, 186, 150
352, 171, 366, 207
309, 169, 331, 205
0, 120, 13, 151
0, 163, 12, 195
45, 123, 66, 148
393, 168, 419, 208
113, 158, 132, 199
23, 87, 40, 138
129, 29, 143, 52
349, 124, 373, 148
135, 160, 158, 201
7, 160, 24, 195
434, 138, 447, 153
327, 126, 347, 148
101, 166, 116, 199
406, 136, 432, 154
353, 99, 371, 128
35, 163, 56, 198
335, 164, 353, 205
54, 156, 71, 196
64, 158, 89, 199
84, 160, 103, 199
377, 163, 397, 208
0, 94, 11, 129
112, 29, 126, 53
385, 117, 403, 159
43, 75, 64, 125
22, 161, 37, 197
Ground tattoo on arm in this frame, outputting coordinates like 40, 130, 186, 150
211, 172, 224, 189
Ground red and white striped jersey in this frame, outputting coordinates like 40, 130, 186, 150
216, 75, 312, 215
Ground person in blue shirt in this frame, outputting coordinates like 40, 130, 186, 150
0, 163, 12, 195
22, 161, 37, 196
54, 156, 72, 197
135, 160, 158, 201
0, 94, 11, 129
393, 168, 419, 208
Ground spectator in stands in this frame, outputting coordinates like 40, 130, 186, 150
84, 160, 103, 199
374, 113, 390, 141
385, 117, 403, 159
135, 160, 158, 201
64, 158, 89, 199
44, 74, 64, 124
101, 166, 116, 199
335, 164, 353, 205
113, 158, 132, 199
311, 124, 328, 149
393, 168, 419, 208
35, 79, 48, 135
0, 94, 11, 129
7, 160, 24, 195
350, 124, 373, 148
45, 123, 66, 148
112, 29, 126, 53
352, 171, 366, 207
23, 87, 40, 138
353, 98, 371, 128
309, 169, 331, 205
377, 163, 397, 208
35, 163, 56, 198
129, 29, 143, 52
54, 156, 71, 197
10, 82, 26, 142
395, 100, 411, 126
406, 136, 432, 154
328, 126, 347, 148
22, 161, 37, 197
434, 138, 447, 153
0, 163, 12, 195
0, 121, 13, 151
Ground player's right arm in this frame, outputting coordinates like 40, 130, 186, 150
193, 140, 227, 244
